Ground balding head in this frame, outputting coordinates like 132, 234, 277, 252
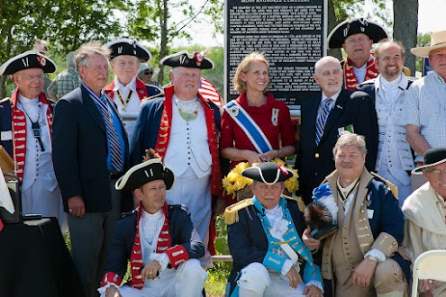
314, 56, 343, 97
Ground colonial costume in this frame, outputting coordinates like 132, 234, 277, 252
130, 51, 221, 256
0, 51, 65, 226
316, 169, 409, 297
104, 38, 161, 140
357, 74, 415, 204
327, 18, 388, 90
99, 158, 206, 297
225, 162, 323, 297
402, 148, 446, 296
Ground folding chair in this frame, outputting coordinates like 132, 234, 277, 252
411, 249, 446, 296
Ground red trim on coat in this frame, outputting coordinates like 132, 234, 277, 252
10, 88, 53, 182
100, 272, 123, 287
103, 78, 149, 101
126, 203, 175, 289
343, 56, 378, 90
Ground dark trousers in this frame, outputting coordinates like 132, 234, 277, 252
67, 180, 121, 297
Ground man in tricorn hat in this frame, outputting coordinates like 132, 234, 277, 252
99, 158, 207, 297
104, 38, 161, 140
224, 162, 323, 297
327, 18, 388, 90
0, 51, 65, 225
403, 31, 446, 170
402, 148, 446, 296
131, 51, 222, 260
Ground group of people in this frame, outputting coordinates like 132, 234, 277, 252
0, 16, 445, 297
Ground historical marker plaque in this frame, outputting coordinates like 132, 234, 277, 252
225, 0, 327, 116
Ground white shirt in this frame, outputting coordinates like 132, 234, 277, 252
402, 71, 446, 161
139, 210, 169, 270
353, 63, 367, 84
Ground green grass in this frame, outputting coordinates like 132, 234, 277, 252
205, 262, 231, 297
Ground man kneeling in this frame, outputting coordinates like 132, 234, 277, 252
98, 158, 207, 297
225, 162, 323, 297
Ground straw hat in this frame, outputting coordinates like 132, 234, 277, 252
411, 31, 446, 57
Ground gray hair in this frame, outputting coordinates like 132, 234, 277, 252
314, 56, 341, 75
333, 132, 367, 156
75, 41, 110, 72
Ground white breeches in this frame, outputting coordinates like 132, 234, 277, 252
99, 259, 207, 297
238, 263, 305, 297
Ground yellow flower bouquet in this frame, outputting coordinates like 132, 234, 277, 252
222, 159, 299, 200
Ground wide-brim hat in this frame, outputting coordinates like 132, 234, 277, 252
411, 31, 446, 58
412, 148, 446, 174
0, 50, 56, 76
115, 158, 174, 191
242, 162, 293, 185
327, 18, 388, 49
106, 38, 151, 62
161, 51, 213, 69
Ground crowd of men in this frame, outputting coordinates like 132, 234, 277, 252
0, 16, 446, 297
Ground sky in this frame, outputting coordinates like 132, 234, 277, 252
174, 0, 446, 47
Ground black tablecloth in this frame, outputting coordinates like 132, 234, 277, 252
0, 218, 84, 297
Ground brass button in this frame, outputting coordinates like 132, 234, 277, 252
315, 153, 320, 158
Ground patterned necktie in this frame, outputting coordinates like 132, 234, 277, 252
315, 98, 333, 145
95, 94, 124, 172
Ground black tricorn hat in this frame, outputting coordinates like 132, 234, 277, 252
105, 38, 151, 62
115, 158, 174, 192
242, 162, 293, 184
327, 18, 388, 49
160, 51, 213, 69
0, 51, 56, 76
412, 148, 446, 174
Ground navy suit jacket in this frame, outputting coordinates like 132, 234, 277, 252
103, 205, 205, 280
0, 99, 13, 156
227, 198, 307, 293
296, 90, 378, 204
52, 86, 129, 213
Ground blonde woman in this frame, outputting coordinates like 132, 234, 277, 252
221, 52, 295, 167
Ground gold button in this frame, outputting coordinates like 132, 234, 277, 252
315, 153, 320, 158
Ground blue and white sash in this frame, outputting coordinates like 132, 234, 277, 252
224, 100, 272, 154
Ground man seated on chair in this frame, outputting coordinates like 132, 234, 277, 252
224, 162, 323, 297
303, 132, 409, 297
98, 157, 207, 297
402, 148, 446, 297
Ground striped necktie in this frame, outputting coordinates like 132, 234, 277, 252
315, 98, 333, 145
90, 91, 124, 172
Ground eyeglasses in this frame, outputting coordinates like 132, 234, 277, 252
143, 70, 153, 75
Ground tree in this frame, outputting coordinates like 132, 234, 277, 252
0, 0, 124, 97
126, 0, 223, 84
393, 0, 418, 74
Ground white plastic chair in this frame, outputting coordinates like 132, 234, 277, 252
411, 249, 446, 296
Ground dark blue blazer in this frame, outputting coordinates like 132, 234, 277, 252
103, 205, 205, 280
296, 89, 378, 204
227, 198, 307, 293
0, 99, 13, 156
129, 96, 221, 166
52, 86, 129, 213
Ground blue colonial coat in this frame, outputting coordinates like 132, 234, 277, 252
226, 197, 322, 295
102, 204, 204, 283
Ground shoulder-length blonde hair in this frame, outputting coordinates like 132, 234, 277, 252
232, 52, 269, 93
